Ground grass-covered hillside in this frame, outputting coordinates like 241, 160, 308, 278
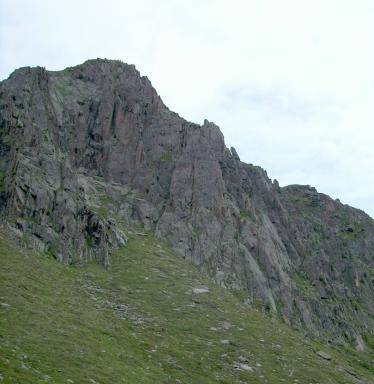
0, 230, 373, 383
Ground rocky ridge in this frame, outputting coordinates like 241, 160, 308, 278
0, 59, 373, 348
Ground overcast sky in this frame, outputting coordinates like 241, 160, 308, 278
1, 0, 373, 217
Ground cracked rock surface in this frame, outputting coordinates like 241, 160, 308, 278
1, 59, 373, 346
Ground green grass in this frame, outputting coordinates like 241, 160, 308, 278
293, 272, 318, 299
90, 205, 110, 219
284, 193, 316, 218
159, 153, 173, 164
88, 194, 114, 220
98, 195, 114, 206
0, 231, 373, 383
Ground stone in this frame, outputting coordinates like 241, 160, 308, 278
192, 287, 209, 294
234, 363, 253, 372
221, 320, 231, 330
316, 351, 332, 361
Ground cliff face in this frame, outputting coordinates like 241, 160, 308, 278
1, 59, 373, 347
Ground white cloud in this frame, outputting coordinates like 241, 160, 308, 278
1, 0, 373, 216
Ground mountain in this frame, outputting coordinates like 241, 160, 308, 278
2, 228, 374, 383
0, 58, 373, 357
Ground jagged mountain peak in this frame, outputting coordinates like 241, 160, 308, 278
0, 60, 373, 351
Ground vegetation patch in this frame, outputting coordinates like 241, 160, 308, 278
98, 194, 114, 206
293, 272, 318, 299
0, 231, 373, 383
159, 153, 173, 164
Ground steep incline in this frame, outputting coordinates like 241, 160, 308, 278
1, 231, 374, 383
0, 59, 373, 347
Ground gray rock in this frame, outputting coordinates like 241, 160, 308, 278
192, 287, 209, 294
1, 59, 374, 345
234, 363, 253, 372
316, 351, 332, 360
221, 321, 231, 330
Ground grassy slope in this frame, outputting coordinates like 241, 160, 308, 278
0, 230, 373, 384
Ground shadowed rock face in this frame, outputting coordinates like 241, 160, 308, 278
0, 59, 373, 347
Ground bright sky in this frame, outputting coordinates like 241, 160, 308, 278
1, 0, 373, 217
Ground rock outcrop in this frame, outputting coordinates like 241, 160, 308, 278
0, 59, 373, 347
